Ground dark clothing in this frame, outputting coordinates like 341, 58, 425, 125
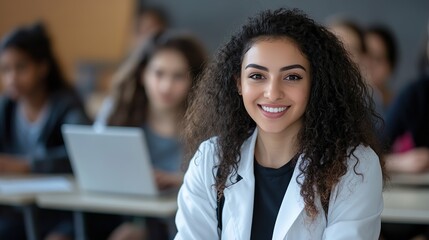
0, 89, 90, 173
381, 76, 429, 240
250, 158, 296, 240
0, 89, 89, 239
0, 208, 74, 240
383, 76, 429, 149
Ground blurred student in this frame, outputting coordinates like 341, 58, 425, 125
94, 31, 206, 240
383, 30, 429, 174
129, 5, 169, 52
328, 19, 384, 136
328, 19, 367, 71
365, 25, 398, 114
0, 23, 89, 240
381, 21, 429, 240
82, 5, 169, 120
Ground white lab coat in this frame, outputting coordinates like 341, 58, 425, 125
175, 129, 383, 240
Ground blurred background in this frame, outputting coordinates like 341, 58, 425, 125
1, 0, 428, 93
1, 1, 429, 239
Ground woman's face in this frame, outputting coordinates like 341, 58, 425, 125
142, 49, 192, 112
0, 48, 46, 100
365, 33, 392, 89
238, 38, 311, 136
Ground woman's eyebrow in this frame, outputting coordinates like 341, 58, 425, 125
245, 63, 306, 72
280, 64, 306, 72
245, 63, 268, 71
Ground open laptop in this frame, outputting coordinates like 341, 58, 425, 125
62, 124, 162, 196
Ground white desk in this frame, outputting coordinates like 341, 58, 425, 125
382, 187, 429, 224
389, 172, 429, 186
37, 191, 177, 240
37, 191, 177, 217
0, 193, 35, 205
0, 175, 73, 240
382, 172, 429, 224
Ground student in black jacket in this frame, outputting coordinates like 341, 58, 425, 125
381, 23, 429, 240
0, 22, 89, 240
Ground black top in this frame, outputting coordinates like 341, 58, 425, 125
250, 156, 297, 240
0, 89, 90, 173
383, 76, 429, 149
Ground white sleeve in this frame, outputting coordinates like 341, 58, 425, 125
323, 146, 383, 240
174, 141, 219, 240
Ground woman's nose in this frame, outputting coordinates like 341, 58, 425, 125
264, 78, 284, 101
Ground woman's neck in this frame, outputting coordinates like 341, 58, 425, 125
21, 90, 49, 123
147, 106, 183, 138
255, 125, 301, 169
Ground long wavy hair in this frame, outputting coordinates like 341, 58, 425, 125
108, 31, 206, 126
183, 8, 386, 218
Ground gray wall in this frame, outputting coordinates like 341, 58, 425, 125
144, 0, 429, 93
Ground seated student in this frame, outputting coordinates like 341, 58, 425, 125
365, 25, 398, 116
381, 23, 429, 240
130, 4, 169, 51
175, 8, 385, 239
383, 25, 429, 174
82, 4, 169, 119
327, 18, 385, 136
0, 23, 89, 239
381, 76, 429, 240
383, 79, 429, 173
94, 31, 206, 240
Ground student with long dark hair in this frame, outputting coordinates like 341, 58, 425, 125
365, 25, 398, 112
95, 31, 206, 240
0, 23, 89, 239
175, 8, 385, 239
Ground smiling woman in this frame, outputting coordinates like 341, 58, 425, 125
239, 39, 310, 154
176, 8, 386, 240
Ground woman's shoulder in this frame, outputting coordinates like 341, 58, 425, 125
337, 144, 382, 191
190, 137, 219, 168
347, 144, 381, 174
49, 88, 90, 124
50, 88, 83, 105
182, 137, 220, 191
189, 131, 255, 170
349, 144, 378, 160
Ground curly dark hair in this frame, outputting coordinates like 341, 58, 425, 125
108, 31, 207, 126
183, 8, 386, 218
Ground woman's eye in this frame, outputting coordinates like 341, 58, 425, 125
285, 74, 302, 81
249, 73, 264, 80
154, 70, 164, 78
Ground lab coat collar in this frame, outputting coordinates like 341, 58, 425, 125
224, 128, 305, 240
272, 154, 305, 239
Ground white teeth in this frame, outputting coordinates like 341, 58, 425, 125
261, 106, 288, 113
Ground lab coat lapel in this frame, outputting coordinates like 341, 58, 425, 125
223, 129, 258, 240
272, 155, 305, 239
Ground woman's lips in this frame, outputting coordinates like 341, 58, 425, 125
258, 104, 290, 119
